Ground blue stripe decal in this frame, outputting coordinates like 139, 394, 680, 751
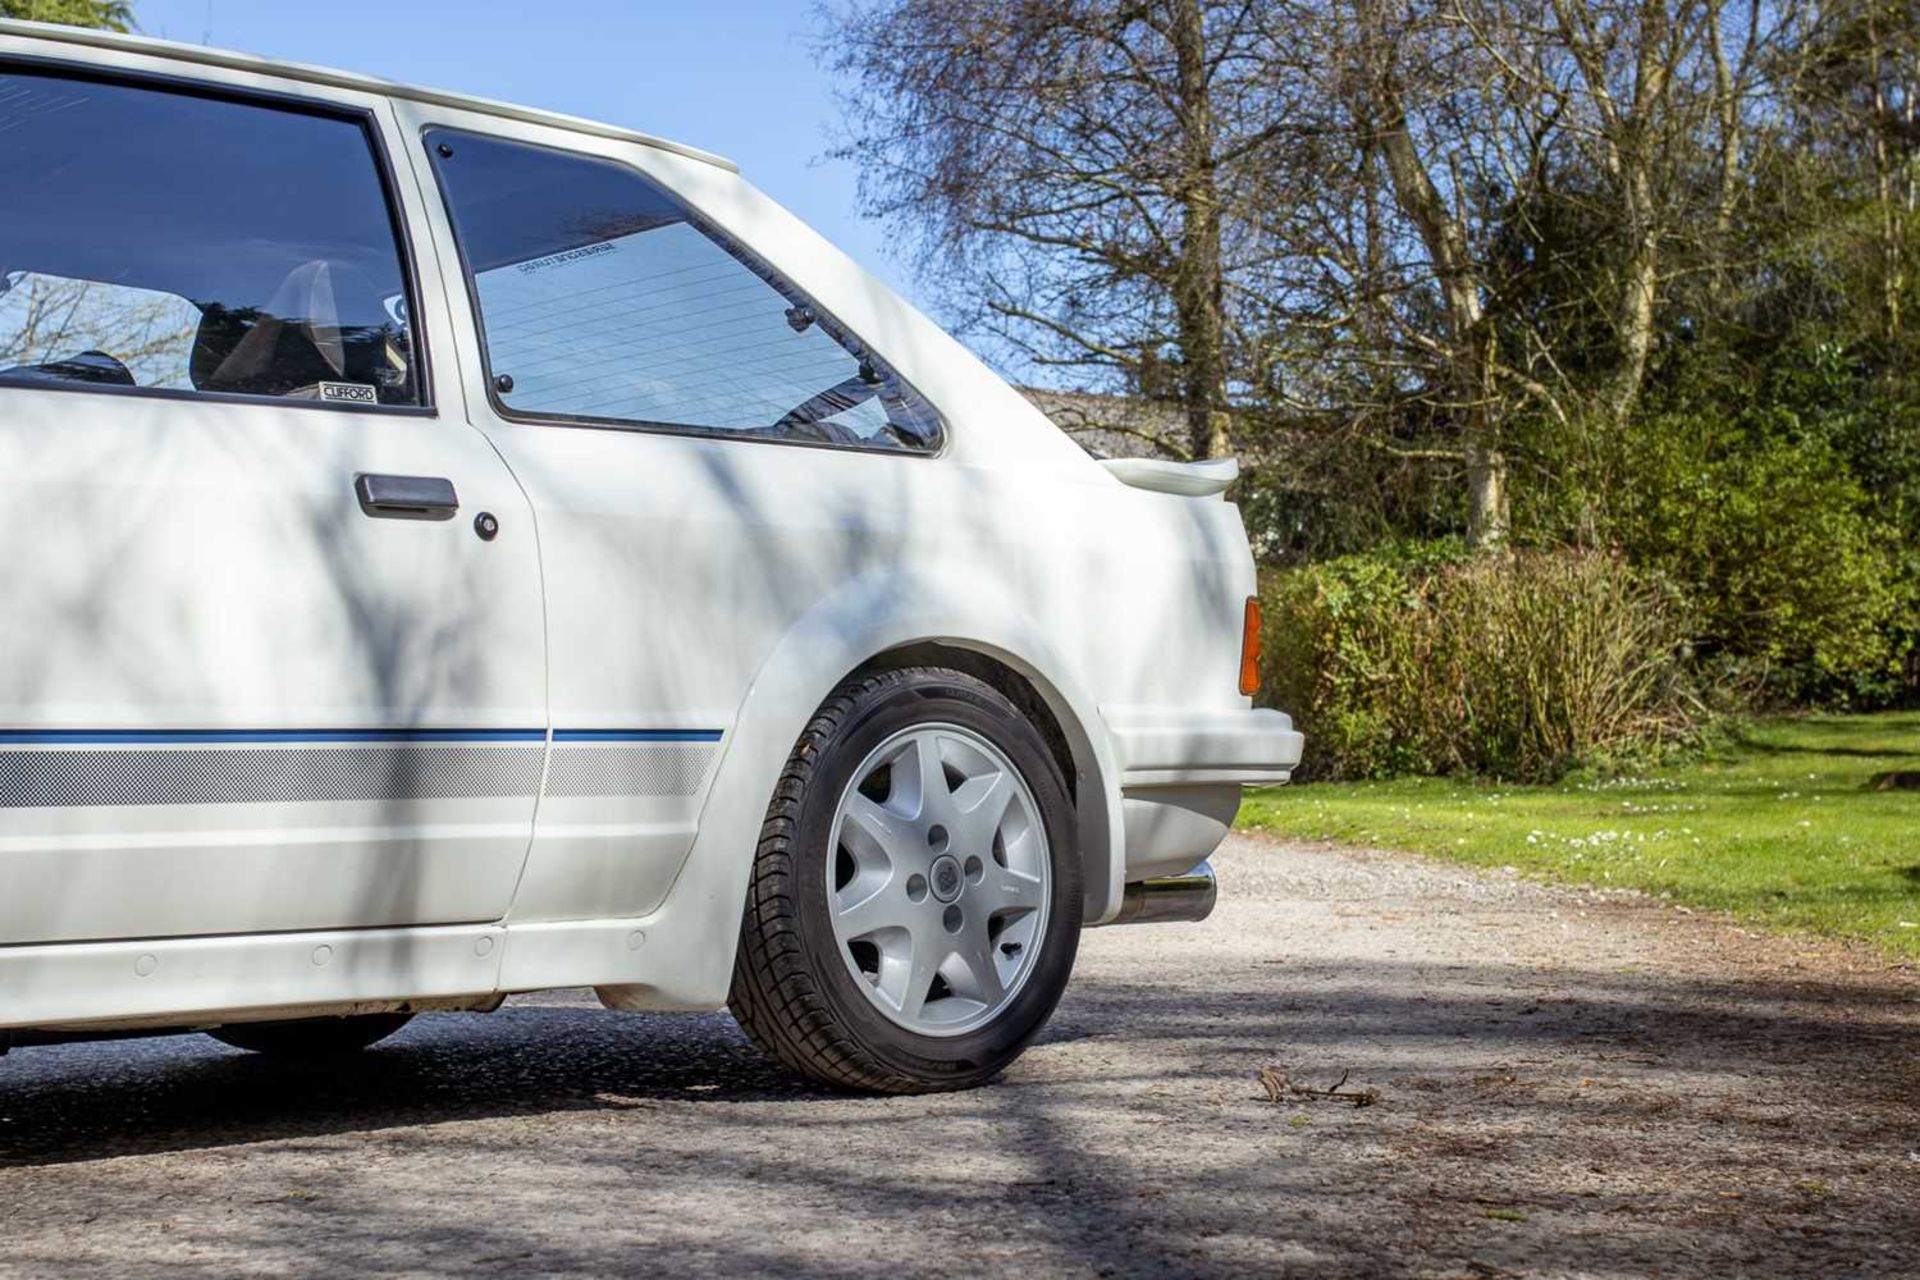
0, 728, 722, 746
551, 729, 723, 743
0, 728, 548, 746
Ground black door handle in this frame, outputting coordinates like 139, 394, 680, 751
355, 473, 459, 521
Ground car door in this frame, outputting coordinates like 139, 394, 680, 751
392, 106, 947, 925
0, 63, 546, 945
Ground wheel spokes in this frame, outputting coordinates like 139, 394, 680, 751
833, 881, 901, 940
828, 722, 1051, 1036
884, 730, 955, 824
950, 767, 1015, 854
874, 920, 945, 1022
989, 868, 1046, 913
944, 926, 1007, 1007
840, 792, 915, 868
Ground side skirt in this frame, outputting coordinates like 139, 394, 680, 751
0, 923, 507, 1031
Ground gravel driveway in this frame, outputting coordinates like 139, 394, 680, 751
2, 834, 1916, 1278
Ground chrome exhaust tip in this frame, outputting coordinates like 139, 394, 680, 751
1112, 860, 1218, 925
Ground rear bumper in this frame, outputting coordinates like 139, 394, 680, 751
1107, 707, 1304, 787
1101, 707, 1305, 891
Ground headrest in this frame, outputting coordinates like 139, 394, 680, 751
189, 260, 348, 396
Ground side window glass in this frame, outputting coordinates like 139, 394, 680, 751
425, 128, 942, 451
0, 69, 422, 406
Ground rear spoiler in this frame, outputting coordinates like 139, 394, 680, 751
1100, 456, 1238, 498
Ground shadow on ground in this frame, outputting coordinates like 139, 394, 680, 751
6, 822, 1920, 1280
2, 959, 1912, 1171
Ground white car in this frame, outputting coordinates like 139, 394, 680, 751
0, 20, 1302, 1093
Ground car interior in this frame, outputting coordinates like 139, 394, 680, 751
0, 68, 419, 404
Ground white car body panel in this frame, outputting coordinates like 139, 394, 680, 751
0, 353, 551, 946
0, 21, 1303, 1034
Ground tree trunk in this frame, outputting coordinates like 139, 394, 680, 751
1169, 0, 1232, 459
1465, 437, 1510, 552
1605, 0, 1674, 425
1706, 0, 1747, 308
1551, 0, 1680, 426
1867, 6, 1905, 339
1608, 162, 1662, 423
1373, 75, 1510, 551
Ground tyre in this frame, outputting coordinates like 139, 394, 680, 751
729, 666, 1082, 1093
207, 1012, 412, 1057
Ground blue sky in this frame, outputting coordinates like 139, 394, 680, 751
129, 1, 920, 301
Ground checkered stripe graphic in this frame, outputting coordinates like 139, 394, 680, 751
541, 743, 715, 798
0, 746, 547, 808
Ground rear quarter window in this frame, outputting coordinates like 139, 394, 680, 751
425, 128, 943, 452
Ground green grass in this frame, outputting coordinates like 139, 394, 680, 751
1238, 712, 1920, 960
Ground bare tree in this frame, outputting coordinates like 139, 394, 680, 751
821, 0, 1299, 460
1332, 0, 1529, 547
1860, 1, 1914, 337
1819, 0, 1918, 339
1545, 0, 1715, 421
822, 0, 1909, 562
1254, 0, 1584, 551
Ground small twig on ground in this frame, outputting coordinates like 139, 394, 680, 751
1257, 1065, 1382, 1108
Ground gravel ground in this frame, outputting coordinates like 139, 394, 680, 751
1, 834, 1916, 1278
